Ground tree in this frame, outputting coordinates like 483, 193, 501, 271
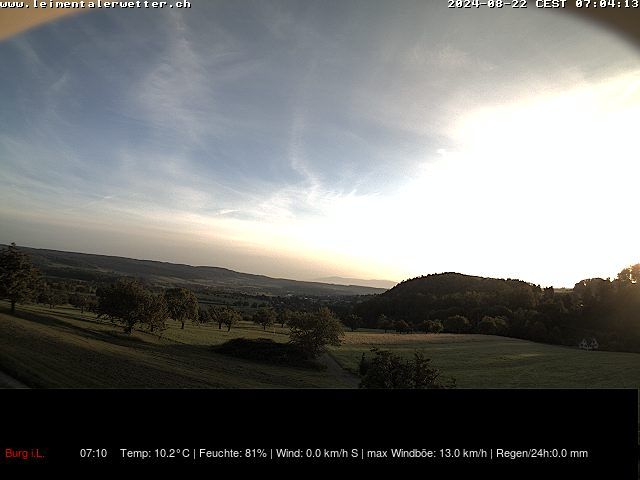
342, 313, 362, 332
478, 316, 498, 335
69, 293, 88, 313
85, 296, 98, 314
208, 305, 226, 329
253, 307, 277, 331
548, 325, 563, 344
197, 306, 210, 324
278, 308, 294, 328
443, 315, 470, 334
164, 288, 199, 330
140, 293, 169, 333
377, 314, 392, 333
221, 307, 241, 331
422, 319, 443, 333
573, 278, 611, 307
288, 307, 344, 358
394, 319, 410, 333
617, 264, 640, 285
96, 279, 148, 334
632, 264, 640, 284
0, 243, 40, 313
493, 316, 509, 335
542, 286, 555, 302
37, 291, 54, 308
51, 292, 68, 309
527, 320, 548, 343
359, 348, 454, 389
96, 280, 169, 334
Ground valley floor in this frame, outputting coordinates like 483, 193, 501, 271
1, 302, 639, 390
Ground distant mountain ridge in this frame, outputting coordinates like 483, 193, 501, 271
8, 245, 385, 297
314, 276, 396, 290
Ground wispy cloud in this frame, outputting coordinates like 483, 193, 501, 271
132, 12, 211, 145
1, 1, 639, 284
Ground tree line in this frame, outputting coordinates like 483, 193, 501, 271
0, 244, 346, 358
2, 243, 639, 353
349, 271, 640, 352
97, 282, 345, 359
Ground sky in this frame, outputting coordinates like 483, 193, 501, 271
1, 1, 639, 287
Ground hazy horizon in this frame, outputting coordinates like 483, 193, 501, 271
2, 241, 631, 289
1, 1, 639, 288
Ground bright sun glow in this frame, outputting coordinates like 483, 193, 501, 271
268, 70, 640, 286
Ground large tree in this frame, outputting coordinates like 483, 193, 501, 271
221, 307, 241, 331
278, 308, 294, 328
0, 243, 40, 313
197, 306, 211, 324
164, 288, 199, 330
422, 319, 443, 334
140, 293, 169, 333
342, 313, 362, 332
69, 293, 88, 313
96, 280, 168, 334
394, 319, 410, 333
96, 279, 148, 333
288, 307, 344, 358
208, 305, 226, 330
617, 264, 639, 284
443, 315, 470, 334
253, 307, 276, 331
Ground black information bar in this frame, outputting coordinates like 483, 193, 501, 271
0, 389, 637, 476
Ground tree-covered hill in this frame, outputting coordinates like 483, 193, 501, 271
354, 270, 640, 352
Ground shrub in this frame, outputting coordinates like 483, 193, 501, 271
214, 338, 323, 370
359, 348, 454, 389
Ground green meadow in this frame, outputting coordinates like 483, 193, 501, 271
1, 302, 639, 391
330, 331, 640, 388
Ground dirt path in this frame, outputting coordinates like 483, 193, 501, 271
0, 370, 28, 389
318, 352, 359, 388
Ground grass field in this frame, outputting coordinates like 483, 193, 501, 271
0, 303, 348, 388
330, 332, 640, 388
161, 318, 290, 345
1, 302, 640, 390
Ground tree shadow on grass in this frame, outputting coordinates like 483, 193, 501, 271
0, 307, 354, 388
0, 307, 159, 351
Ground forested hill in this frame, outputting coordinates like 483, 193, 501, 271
355, 271, 640, 352
357, 273, 543, 323
9, 245, 386, 297
385, 273, 537, 299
